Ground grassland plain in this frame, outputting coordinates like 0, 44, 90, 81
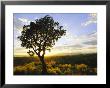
14, 53, 97, 75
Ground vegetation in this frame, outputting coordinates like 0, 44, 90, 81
14, 53, 97, 75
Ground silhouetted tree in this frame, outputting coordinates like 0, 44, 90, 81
18, 15, 66, 74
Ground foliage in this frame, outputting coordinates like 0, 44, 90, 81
18, 15, 66, 57
14, 53, 97, 75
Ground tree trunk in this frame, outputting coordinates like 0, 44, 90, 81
39, 56, 47, 75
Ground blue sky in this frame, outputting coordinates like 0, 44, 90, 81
14, 13, 97, 56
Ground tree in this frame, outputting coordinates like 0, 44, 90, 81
18, 15, 66, 74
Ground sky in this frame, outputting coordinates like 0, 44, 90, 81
14, 13, 97, 56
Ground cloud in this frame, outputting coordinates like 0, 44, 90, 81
83, 40, 97, 45
81, 32, 97, 47
47, 44, 96, 56
34, 17, 38, 20
14, 17, 23, 30
72, 44, 84, 48
14, 17, 32, 37
14, 17, 31, 49
81, 13, 97, 27
54, 30, 97, 50
18, 18, 31, 25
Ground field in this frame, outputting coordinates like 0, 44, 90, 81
14, 53, 97, 75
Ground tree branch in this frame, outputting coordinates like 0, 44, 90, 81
32, 46, 39, 56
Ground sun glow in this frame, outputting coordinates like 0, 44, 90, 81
14, 46, 96, 57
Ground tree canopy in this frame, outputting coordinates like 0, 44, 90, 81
18, 15, 66, 57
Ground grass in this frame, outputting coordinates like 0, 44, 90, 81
14, 53, 97, 75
